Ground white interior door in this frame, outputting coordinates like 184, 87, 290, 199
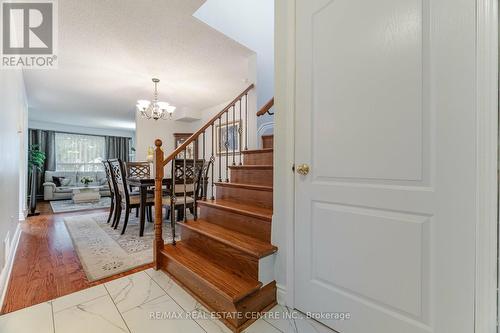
294, 0, 477, 332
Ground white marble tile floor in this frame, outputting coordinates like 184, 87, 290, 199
0, 269, 337, 333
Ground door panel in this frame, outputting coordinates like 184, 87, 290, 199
294, 0, 476, 332
312, 0, 424, 182
311, 202, 428, 318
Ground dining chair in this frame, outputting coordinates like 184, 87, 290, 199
102, 160, 116, 225
109, 159, 156, 235
165, 159, 209, 221
125, 161, 152, 219
125, 161, 151, 179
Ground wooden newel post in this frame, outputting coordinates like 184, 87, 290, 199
153, 139, 164, 270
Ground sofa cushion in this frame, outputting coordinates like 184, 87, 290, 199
52, 176, 65, 187
45, 171, 77, 186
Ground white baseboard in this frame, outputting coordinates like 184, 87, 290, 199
0, 224, 22, 310
276, 283, 287, 305
18, 209, 27, 222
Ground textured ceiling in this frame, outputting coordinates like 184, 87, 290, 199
25, 0, 254, 131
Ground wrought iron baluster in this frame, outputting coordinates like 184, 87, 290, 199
183, 153, 187, 222
218, 117, 222, 182
202, 131, 206, 201
211, 124, 215, 200
193, 139, 198, 220
232, 105, 236, 166
239, 99, 243, 165
225, 110, 229, 182
245, 93, 248, 151
170, 159, 176, 245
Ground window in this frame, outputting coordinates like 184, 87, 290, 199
55, 133, 106, 171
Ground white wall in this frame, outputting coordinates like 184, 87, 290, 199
194, 0, 274, 134
135, 114, 194, 162
0, 70, 28, 301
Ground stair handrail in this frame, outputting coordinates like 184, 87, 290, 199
153, 84, 255, 269
256, 97, 274, 116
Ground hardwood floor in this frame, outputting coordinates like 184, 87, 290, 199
1, 201, 153, 315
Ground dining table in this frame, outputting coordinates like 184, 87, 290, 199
127, 177, 172, 237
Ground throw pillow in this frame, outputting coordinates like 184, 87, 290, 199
61, 178, 72, 186
52, 176, 65, 187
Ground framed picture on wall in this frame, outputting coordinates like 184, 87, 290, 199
215, 120, 241, 155
173, 133, 197, 160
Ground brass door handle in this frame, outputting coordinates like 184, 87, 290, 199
296, 164, 310, 176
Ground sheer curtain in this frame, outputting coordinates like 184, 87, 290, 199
55, 133, 106, 171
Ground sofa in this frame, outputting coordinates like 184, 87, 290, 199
43, 171, 111, 201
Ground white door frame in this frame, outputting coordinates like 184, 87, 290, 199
274, 0, 499, 331
475, 0, 498, 332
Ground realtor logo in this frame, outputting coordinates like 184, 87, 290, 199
1, 0, 57, 68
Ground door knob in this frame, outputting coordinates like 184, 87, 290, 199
296, 164, 310, 176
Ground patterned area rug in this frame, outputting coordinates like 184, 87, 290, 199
50, 197, 111, 213
64, 212, 179, 282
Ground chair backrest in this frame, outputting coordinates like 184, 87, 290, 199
125, 161, 151, 179
198, 159, 212, 200
109, 159, 130, 204
172, 159, 204, 197
102, 160, 115, 195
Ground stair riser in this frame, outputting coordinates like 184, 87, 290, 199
230, 168, 273, 186
160, 259, 277, 332
262, 136, 273, 149
199, 204, 271, 242
216, 186, 273, 209
161, 255, 238, 326
180, 226, 259, 280
243, 152, 273, 165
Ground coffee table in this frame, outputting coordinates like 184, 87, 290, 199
71, 186, 103, 204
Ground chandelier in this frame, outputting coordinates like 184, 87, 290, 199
136, 78, 176, 120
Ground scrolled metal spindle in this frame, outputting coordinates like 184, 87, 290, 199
183, 152, 187, 222
245, 93, 248, 151
218, 116, 222, 182
232, 105, 236, 166
225, 109, 229, 182
211, 124, 215, 200
170, 158, 176, 245
239, 98, 243, 165
202, 131, 206, 201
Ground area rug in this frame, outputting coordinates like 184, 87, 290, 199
64, 212, 179, 282
50, 197, 111, 213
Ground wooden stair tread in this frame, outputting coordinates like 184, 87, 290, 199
161, 242, 262, 302
198, 199, 272, 221
229, 165, 273, 170
214, 182, 273, 192
242, 148, 273, 154
180, 219, 277, 258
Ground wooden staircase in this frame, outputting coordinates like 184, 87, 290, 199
159, 136, 276, 332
